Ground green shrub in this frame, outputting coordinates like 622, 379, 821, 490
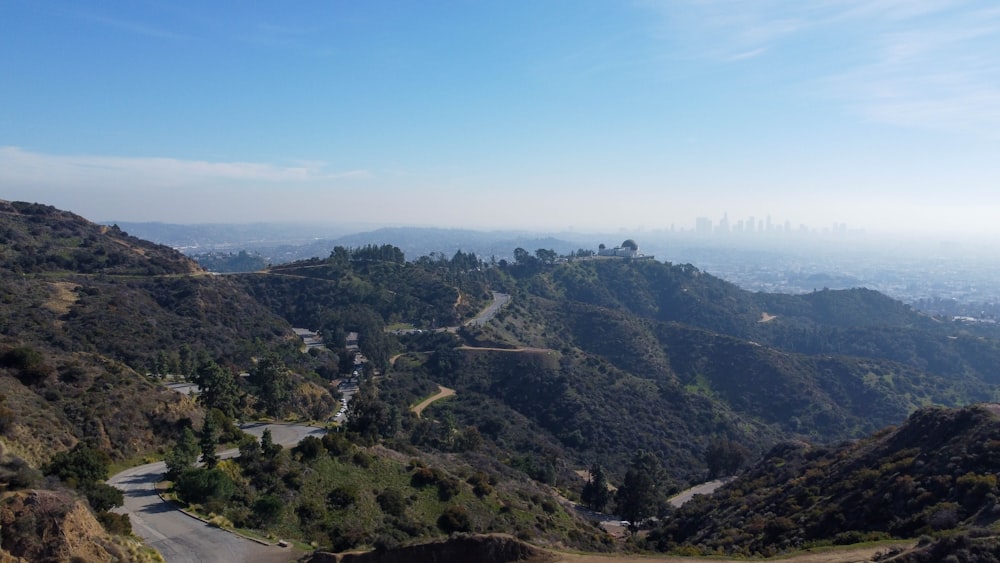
293, 436, 324, 461
467, 472, 493, 497
377, 488, 407, 517
327, 485, 358, 509
96, 511, 132, 535
437, 505, 471, 533
174, 468, 234, 505
252, 495, 283, 526
437, 477, 461, 501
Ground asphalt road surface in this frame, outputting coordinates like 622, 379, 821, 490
109, 423, 325, 563
465, 291, 511, 327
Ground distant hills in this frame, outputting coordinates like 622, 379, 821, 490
114, 221, 590, 264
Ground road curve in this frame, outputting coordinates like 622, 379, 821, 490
465, 291, 511, 327
410, 385, 455, 418
109, 423, 325, 563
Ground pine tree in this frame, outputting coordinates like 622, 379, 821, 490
581, 463, 611, 512
165, 427, 199, 478
195, 359, 242, 419
249, 354, 291, 418
199, 415, 219, 468
615, 450, 667, 532
260, 427, 282, 459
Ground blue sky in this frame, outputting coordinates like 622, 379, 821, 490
2, 1, 999, 237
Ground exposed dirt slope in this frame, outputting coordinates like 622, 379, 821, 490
0, 489, 155, 562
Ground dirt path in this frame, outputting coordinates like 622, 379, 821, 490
551, 542, 912, 563
411, 385, 455, 417
457, 345, 554, 353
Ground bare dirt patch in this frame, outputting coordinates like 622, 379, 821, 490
44, 281, 80, 315
411, 385, 456, 417
552, 542, 913, 563
758, 312, 777, 323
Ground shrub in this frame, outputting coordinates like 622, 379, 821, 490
377, 488, 407, 517
83, 483, 124, 512
96, 511, 132, 535
411, 467, 436, 487
540, 498, 558, 514
0, 347, 53, 385
44, 445, 111, 488
322, 432, 353, 457
437, 477, 461, 501
327, 485, 358, 509
296, 498, 326, 523
437, 505, 471, 533
352, 450, 373, 468
252, 495, 283, 526
467, 472, 493, 497
174, 468, 234, 505
293, 436, 324, 461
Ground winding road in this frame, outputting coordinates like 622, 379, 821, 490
464, 291, 511, 327
109, 423, 325, 563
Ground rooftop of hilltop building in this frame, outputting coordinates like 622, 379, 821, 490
597, 239, 655, 260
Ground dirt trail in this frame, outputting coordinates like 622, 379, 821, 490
551, 542, 912, 563
411, 385, 456, 417
457, 345, 554, 353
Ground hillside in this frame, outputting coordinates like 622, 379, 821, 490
412, 257, 995, 486
651, 404, 1000, 557
7, 201, 1000, 560
0, 201, 350, 466
0, 201, 295, 375
0, 486, 157, 562
534, 259, 1000, 384
0, 200, 197, 276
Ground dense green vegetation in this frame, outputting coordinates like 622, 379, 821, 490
168, 429, 611, 553
650, 405, 1000, 557
193, 250, 267, 273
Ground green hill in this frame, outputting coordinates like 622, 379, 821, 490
0, 201, 332, 465
652, 404, 1000, 557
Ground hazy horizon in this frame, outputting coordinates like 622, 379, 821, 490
3, 2, 999, 239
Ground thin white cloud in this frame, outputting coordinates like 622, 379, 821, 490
643, 0, 1000, 137
822, 10, 1000, 136
77, 13, 189, 41
0, 146, 370, 188
727, 47, 767, 61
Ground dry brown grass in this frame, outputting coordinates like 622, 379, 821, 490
43, 281, 80, 315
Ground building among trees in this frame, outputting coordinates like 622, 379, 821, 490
597, 239, 654, 260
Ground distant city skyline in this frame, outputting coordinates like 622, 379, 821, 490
2, 2, 999, 239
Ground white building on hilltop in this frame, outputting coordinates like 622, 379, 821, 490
597, 239, 653, 259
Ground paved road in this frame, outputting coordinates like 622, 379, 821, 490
109, 424, 325, 563
465, 291, 511, 327
667, 477, 734, 508
594, 477, 735, 534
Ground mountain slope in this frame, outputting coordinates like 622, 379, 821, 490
536, 259, 1000, 384
652, 404, 1000, 556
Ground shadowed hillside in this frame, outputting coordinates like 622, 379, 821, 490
652, 404, 1000, 557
